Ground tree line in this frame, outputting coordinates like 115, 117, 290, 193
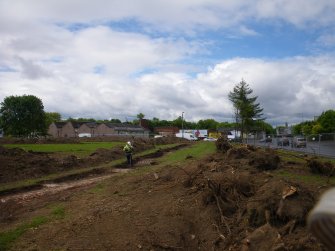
293, 110, 335, 136
0, 80, 274, 138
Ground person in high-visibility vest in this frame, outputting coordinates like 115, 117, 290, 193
123, 141, 134, 167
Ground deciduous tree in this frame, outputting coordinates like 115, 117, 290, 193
45, 112, 61, 127
0, 95, 47, 137
317, 110, 335, 133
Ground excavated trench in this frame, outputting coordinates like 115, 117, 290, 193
0, 144, 188, 204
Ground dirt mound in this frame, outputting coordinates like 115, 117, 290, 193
0, 145, 135, 184
0, 137, 81, 144
307, 157, 334, 176
0, 146, 26, 156
0, 139, 181, 184
227, 146, 251, 159
2, 143, 326, 251
248, 148, 280, 170
241, 224, 285, 251
246, 180, 315, 228
89, 148, 124, 162
153, 136, 189, 144
216, 136, 232, 153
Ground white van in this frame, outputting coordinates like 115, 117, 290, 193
175, 132, 197, 141
78, 133, 92, 138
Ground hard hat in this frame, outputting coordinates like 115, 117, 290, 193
127, 141, 131, 145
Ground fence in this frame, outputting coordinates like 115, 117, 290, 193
247, 133, 335, 158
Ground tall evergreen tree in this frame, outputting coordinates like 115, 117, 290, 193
228, 80, 263, 141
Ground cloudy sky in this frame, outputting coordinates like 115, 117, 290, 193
1, 0, 335, 126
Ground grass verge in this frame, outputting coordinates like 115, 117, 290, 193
0, 203, 68, 251
160, 141, 216, 165
129, 141, 217, 177
0, 216, 48, 251
275, 169, 335, 186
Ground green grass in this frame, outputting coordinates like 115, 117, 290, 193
130, 142, 216, 177
160, 141, 216, 165
275, 169, 335, 186
4, 142, 123, 157
51, 205, 66, 219
89, 183, 106, 194
277, 148, 335, 163
274, 149, 335, 186
0, 204, 68, 250
0, 216, 48, 251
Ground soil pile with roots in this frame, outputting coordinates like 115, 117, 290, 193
1, 143, 327, 251
215, 136, 232, 153
182, 145, 322, 250
307, 157, 334, 176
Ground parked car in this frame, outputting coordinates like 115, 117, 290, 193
78, 133, 91, 138
277, 137, 290, 146
203, 137, 217, 142
292, 137, 307, 148
259, 137, 272, 143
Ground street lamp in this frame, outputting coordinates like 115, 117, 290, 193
181, 112, 184, 138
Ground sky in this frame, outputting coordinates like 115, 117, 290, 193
1, 0, 335, 126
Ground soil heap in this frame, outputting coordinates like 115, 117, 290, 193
3, 144, 328, 250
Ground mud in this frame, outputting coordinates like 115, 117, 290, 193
0, 143, 329, 250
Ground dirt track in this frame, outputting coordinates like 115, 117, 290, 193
0, 140, 332, 250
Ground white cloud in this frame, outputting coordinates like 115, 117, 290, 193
239, 26, 260, 36
191, 56, 335, 124
1, 1, 335, 125
255, 0, 335, 27
1, 0, 335, 32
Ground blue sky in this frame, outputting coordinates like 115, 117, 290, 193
0, 0, 335, 126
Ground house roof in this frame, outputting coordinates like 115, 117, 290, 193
54, 122, 67, 128
67, 121, 101, 129
53, 122, 146, 131
84, 122, 99, 128
106, 123, 146, 131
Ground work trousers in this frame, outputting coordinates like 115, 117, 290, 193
125, 153, 133, 166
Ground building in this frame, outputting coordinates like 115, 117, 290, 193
48, 122, 149, 138
48, 121, 79, 138
96, 123, 149, 137
154, 126, 179, 137
78, 122, 99, 137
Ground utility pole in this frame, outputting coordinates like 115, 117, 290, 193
182, 112, 184, 138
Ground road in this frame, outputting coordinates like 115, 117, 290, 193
249, 138, 335, 158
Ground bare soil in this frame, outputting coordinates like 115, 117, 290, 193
0, 137, 187, 184
0, 141, 331, 251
